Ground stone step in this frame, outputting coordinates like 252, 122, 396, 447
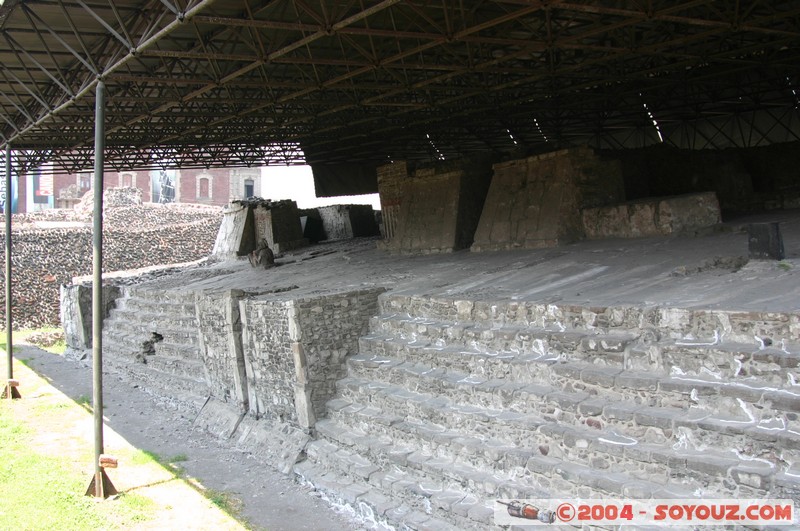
293, 459, 472, 531
367, 316, 799, 382
355, 334, 604, 383
328, 380, 779, 496
368, 314, 627, 360
105, 354, 209, 408
312, 416, 699, 517
658, 340, 800, 385
347, 352, 800, 428
308, 422, 539, 528
137, 355, 206, 381
103, 316, 201, 348
338, 362, 800, 474
126, 287, 197, 307
109, 307, 198, 330
102, 335, 202, 369
377, 294, 800, 344
117, 296, 197, 317
151, 341, 202, 362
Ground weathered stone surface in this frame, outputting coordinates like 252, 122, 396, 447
193, 397, 245, 439
5, 196, 219, 330
582, 191, 721, 239
195, 290, 248, 411
240, 288, 384, 426
293, 289, 800, 529
317, 205, 380, 241
254, 200, 308, 254
211, 203, 253, 260
471, 147, 624, 251
60, 284, 121, 349
235, 416, 311, 474
212, 199, 308, 260
378, 157, 492, 254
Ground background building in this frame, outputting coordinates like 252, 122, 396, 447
8, 166, 264, 212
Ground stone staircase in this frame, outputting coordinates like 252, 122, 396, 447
101, 286, 208, 410
295, 291, 800, 529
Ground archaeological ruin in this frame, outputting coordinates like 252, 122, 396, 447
3, 1, 800, 528
54, 144, 799, 530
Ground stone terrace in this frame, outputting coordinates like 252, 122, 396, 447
88, 209, 799, 530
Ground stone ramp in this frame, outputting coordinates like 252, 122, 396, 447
295, 291, 800, 529
101, 286, 209, 411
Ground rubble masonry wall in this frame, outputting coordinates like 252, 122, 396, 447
239, 288, 384, 428
7, 204, 219, 329
317, 205, 380, 241
471, 146, 624, 251
195, 290, 248, 411
582, 191, 722, 239
377, 158, 492, 254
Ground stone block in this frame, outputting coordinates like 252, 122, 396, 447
211, 203, 253, 260
60, 284, 121, 349
583, 192, 721, 240
380, 158, 492, 254
317, 204, 380, 241
748, 222, 785, 260
473, 148, 624, 251
193, 397, 245, 439
236, 417, 310, 474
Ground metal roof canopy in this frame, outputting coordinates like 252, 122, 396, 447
1, 0, 800, 177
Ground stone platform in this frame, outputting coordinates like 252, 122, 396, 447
65, 209, 800, 529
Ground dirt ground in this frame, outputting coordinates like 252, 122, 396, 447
10, 344, 363, 531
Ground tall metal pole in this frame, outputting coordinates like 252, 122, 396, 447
4, 144, 13, 394
88, 79, 114, 497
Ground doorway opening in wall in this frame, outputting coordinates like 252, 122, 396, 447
244, 179, 254, 198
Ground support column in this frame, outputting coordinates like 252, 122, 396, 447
2, 144, 19, 400
86, 80, 116, 498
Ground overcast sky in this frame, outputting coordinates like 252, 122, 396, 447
261, 165, 381, 210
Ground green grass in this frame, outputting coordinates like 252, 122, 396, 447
17, 327, 67, 355
206, 489, 244, 517
130, 449, 188, 467
0, 395, 158, 529
124, 449, 250, 526
0, 340, 20, 353
76, 395, 92, 407
1, 327, 67, 356
0, 415, 110, 529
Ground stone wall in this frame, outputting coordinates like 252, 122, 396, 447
3, 200, 220, 330
471, 146, 624, 251
195, 290, 248, 411
607, 141, 800, 214
255, 201, 308, 254
377, 158, 492, 254
239, 288, 384, 428
211, 203, 254, 260
60, 284, 121, 349
291, 289, 384, 421
376, 161, 406, 240
240, 297, 297, 423
211, 199, 308, 261
317, 205, 379, 241
582, 192, 722, 239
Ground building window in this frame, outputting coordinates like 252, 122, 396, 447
120, 172, 134, 187
78, 172, 91, 191
198, 177, 210, 198
244, 178, 254, 198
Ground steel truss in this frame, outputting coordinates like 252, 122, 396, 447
1, 0, 799, 175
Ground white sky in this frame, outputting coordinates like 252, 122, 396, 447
261, 165, 381, 210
